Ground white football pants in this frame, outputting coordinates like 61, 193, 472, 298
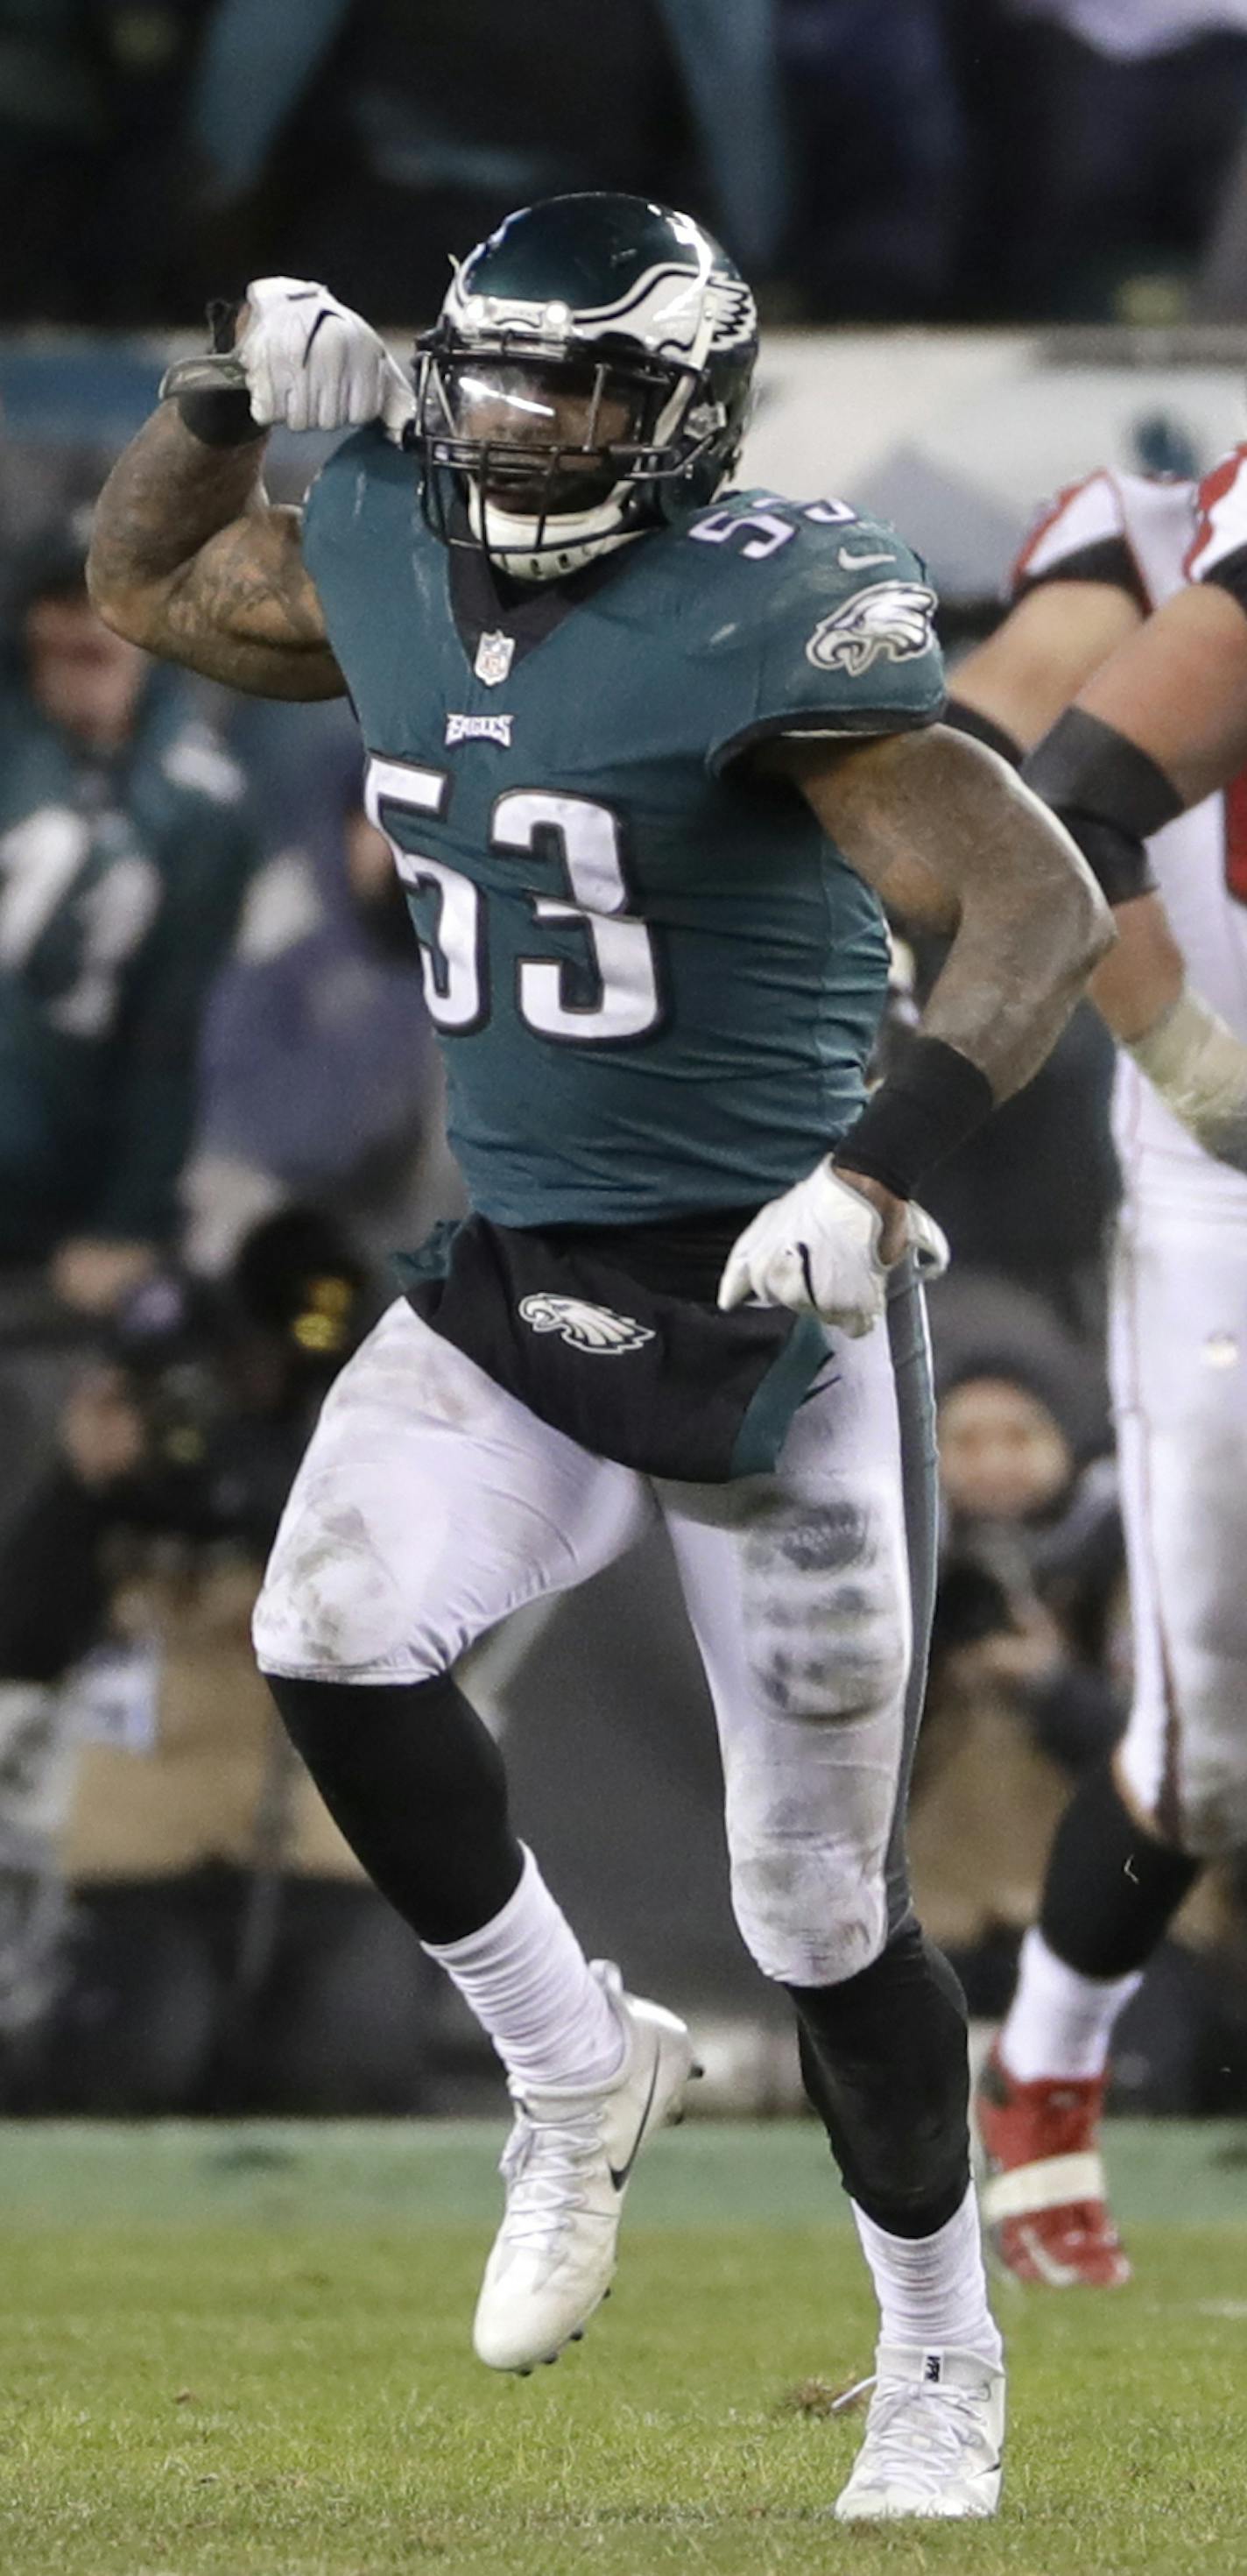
255, 1290, 933, 1987
1111, 1191, 1247, 1855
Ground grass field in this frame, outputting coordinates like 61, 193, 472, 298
3, 2120, 1246, 2576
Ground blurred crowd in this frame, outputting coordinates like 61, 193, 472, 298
4, 0, 1247, 331
0, 515, 466, 2114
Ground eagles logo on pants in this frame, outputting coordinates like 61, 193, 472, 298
518, 1293, 655, 1353
254, 1290, 933, 1990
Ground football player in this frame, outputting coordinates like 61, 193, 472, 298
949, 453, 1247, 2287
88, 195, 1109, 2518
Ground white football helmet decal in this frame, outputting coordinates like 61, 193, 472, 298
518, 1294, 656, 1355
806, 580, 938, 678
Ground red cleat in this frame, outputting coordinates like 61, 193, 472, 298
975, 2045, 1131, 2287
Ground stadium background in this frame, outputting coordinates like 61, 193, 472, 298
5, 10, 1247, 2571
4, 315, 1245, 2115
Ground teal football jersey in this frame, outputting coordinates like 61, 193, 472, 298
303, 435, 946, 1228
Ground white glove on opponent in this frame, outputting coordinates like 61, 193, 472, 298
236, 277, 416, 440
717, 1160, 949, 1337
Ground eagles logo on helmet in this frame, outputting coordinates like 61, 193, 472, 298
412, 193, 759, 582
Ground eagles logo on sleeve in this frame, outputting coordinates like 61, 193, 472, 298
806, 580, 939, 679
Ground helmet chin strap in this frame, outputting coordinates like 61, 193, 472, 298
469, 483, 645, 583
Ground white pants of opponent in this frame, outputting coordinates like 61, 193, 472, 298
1111, 1178, 1247, 1856
254, 1286, 934, 1989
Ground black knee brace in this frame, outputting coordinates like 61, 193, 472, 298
1040, 1759, 1201, 1980
267, 1672, 524, 1945
787, 1924, 971, 2237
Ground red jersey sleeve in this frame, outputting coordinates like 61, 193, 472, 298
1011, 471, 1148, 609
1186, 443, 1247, 607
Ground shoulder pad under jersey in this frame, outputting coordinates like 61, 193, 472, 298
1186, 443, 1247, 610
684, 490, 945, 775
1011, 470, 1150, 608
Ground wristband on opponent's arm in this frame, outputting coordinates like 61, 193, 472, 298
158, 298, 264, 448
832, 1036, 995, 1201
1023, 707, 1181, 905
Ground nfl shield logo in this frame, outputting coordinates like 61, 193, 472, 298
475, 631, 515, 687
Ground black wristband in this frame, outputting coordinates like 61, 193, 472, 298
834, 1037, 995, 1200
179, 389, 263, 448
944, 695, 1024, 769
159, 356, 263, 448
174, 384, 264, 448
1024, 709, 1183, 840
1022, 706, 1178, 907
159, 296, 263, 448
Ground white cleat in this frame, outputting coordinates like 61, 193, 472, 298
835, 2344, 1006, 2521
472, 1961, 695, 2374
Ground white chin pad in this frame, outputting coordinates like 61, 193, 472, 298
469, 485, 636, 582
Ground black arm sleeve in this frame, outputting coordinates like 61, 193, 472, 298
943, 697, 1024, 767
0, 1471, 112, 1681
1022, 707, 1180, 904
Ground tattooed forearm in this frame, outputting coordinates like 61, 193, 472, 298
91, 405, 268, 592
786, 723, 1114, 1100
88, 406, 345, 702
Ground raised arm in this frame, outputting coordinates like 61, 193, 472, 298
89, 275, 417, 702
88, 404, 345, 701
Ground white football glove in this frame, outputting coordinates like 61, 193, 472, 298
236, 277, 416, 440
717, 1160, 949, 1337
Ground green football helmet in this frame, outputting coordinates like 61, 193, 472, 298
413, 192, 759, 582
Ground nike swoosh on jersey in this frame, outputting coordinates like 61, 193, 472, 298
837, 547, 897, 568
609, 2052, 662, 2191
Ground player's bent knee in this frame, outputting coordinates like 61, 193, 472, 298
1119, 1692, 1247, 1858
731, 1856, 889, 1988
253, 1493, 439, 1680
1171, 1753, 1247, 1857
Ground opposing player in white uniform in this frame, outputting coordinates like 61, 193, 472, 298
949, 452, 1247, 2284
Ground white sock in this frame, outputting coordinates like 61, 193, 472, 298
998, 1926, 1144, 2084
422, 1846, 625, 2093
854, 2184, 1003, 2368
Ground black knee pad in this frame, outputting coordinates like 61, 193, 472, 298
1041, 1759, 1201, 1980
269, 1671, 523, 1944
787, 1924, 970, 2237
